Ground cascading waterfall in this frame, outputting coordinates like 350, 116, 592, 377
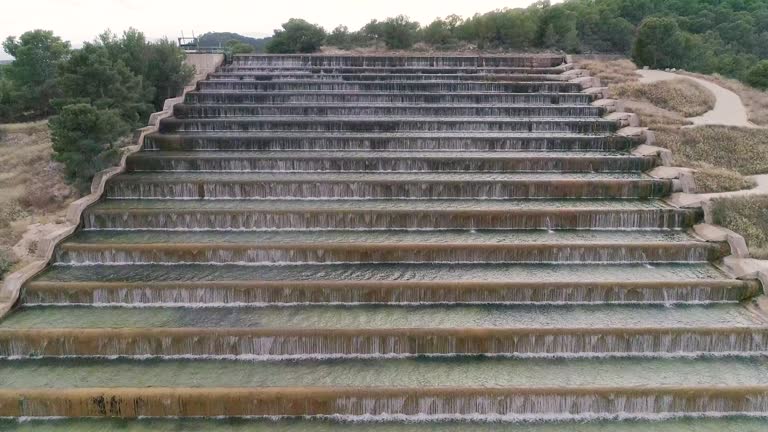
206, 72, 569, 82
196, 80, 584, 93
126, 155, 651, 173
173, 105, 603, 118
105, 177, 673, 200
83, 207, 700, 231
142, 134, 635, 152
158, 118, 618, 134
182, 92, 595, 105
54, 242, 723, 265
22, 279, 761, 305
1, 327, 767, 358
3, 387, 766, 418
3, 53, 766, 422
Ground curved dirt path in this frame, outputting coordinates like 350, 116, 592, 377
636, 69, 758, 128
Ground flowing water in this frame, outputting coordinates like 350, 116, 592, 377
1, 53, 766, 425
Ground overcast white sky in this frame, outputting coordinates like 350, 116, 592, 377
1, 0, 559, 60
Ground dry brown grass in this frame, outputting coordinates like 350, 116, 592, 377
0, 121, 76, 276
692, 165, 756, 193
576, 62, 765, 193
621, 100, 691, 130
711, 196, 768, 259
611, 79, 716, 117
654, 126, 768, 176
574, 59, 639, 86
680, 71, 768, 126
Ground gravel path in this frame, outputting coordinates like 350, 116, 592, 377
636, 69, 758, 128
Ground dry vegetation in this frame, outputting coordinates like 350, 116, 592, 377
612, 79, 716, 117
575, 59, 639, 85
577, 60, 761, 193
0, 121, 76, 276
691, 166, 756, 194
654, 126, 768, 181
680, 71, 768, 126
622, 100, 691, 130
711, 196, 768, 259
653, 126, 768, 193
580, 61, 768, 251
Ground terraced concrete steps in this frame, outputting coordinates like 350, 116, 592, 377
217, 65, 574, 74
0, 385, 766, 419
1, 358, 766, 387
5, 53, 766, 423
26, 263, 752, 305
53, 230, 723, 264
173, 104, 604, 118
125, 151, 652, 173
105, 172, 673, 199
196, 80, 585, 93
83, 199, 699, 230
2, 418, 767, 431
228, 54, 568, 68
208, 72, 571, 81
5, 303, 764, 330
143, 132, 634, 152
184, 91, 596, 105
158, 117, 617, 134
1, 304, 766, 357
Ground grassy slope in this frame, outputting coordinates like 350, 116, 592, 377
581, 60, 768, 255
611, 79, 716, 117
711, 196, 768, 259
581, 60, 764, 194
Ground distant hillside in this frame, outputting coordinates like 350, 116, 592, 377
197, 32, 271, 53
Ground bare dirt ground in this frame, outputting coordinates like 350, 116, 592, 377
0, 121, 76, 275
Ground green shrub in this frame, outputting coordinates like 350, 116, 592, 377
1, 30, 70, 121
144, 38, 195, 110
0, 250, 13, 279
364, 15, 421, 49
746, 60, 768, 90
632, 17, 686, 70
266, 19, 326, 53
325, 25, 352, 49
56, 42, 153, 127
49, 103, 129, 192
225, 40, 255, 54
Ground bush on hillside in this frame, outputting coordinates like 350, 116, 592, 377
49, 103, 129, 192
88, 30, 194, 113
0, 30, 70, 121
266, 19, 326, 53
225, 40, 255, 54
0, 250, 12, 279
746, 60, 768, 90
458, 8, 538, 49
144, 38, 195, 109
632, 17, 687, 70
422, 15, 463, 48
364, 15, 421, 49
56, 42, 154, 128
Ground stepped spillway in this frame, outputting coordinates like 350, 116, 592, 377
1, 53, 767, 428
